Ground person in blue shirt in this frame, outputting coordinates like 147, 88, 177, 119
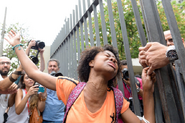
42, 59, 65, 123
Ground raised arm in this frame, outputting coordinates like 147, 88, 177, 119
39, 49, 45, 72
15, 85, 39, 114
5, 30, 56, 90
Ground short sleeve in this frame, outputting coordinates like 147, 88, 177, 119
56, 76, 79, 105
120, 98, 130, 114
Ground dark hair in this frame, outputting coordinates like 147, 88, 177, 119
19, 74, 26, 89
19, 73, 35, 89
120, 60, 127, 65
77, 44, 121, 88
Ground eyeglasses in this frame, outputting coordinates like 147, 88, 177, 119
0, 62, 11, 65
165, 38, 173, 42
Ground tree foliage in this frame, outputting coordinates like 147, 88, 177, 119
1, 23, 38, 73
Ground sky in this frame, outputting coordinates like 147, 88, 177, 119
0, 0, 80, 46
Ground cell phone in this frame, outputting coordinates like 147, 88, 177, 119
38, 86, 45, 93
34, 84, 39, 88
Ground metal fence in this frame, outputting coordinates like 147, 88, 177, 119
50, 0, 185, 122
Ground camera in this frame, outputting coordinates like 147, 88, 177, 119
29, 55, 39, 65
50, 71, 63, 77
28, 40, 45, 65
28, 40, 45, 50
122, 68, 141, 87
122, 68, 129, 80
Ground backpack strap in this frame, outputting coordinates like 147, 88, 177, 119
112, 87, 123, 123
63, 82, 86, 123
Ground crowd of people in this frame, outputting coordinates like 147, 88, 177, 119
0, 29, 182, 123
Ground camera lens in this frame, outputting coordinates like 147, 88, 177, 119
37, 42, 45, 49
30, 56, 39, 65
122, 68, 129, 80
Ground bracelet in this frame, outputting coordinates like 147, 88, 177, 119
40, 96, 47, 101
9, 73, 17, 83
12, 44, 24, 51
142, 116, 150, 123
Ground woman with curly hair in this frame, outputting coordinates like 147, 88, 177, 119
5, 30, 155, 123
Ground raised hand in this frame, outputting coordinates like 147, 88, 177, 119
4, 30, 21, 46
28, 40, 36, 48
142, 67, 155, 92
139, 42, 169, 75
8, 83, 18, 92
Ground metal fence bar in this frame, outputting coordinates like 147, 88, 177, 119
61, 44, 64, 75
93, 0, 101, 46
64, 40, 68, 76
65, 40, 68, 76
117, 0, 141, 116
175, 60, 185, 121
79, 0, 85, 51
73, 9, 78, 79
130, 0, 147, 46
140, 0, 181, 122
87, 0, 94, 47
99, 0, 108, 45
83, 0, 89, 48
76, 5, 81, 62
162, 0, 185, 81
106, 0, 117, 48
162, 0, 185, 121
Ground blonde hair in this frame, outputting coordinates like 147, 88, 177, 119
29, 94, 39, 111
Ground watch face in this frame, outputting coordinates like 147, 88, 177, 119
167, 50, 178, 61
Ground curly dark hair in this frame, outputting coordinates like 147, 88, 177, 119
77, 44, 121, 88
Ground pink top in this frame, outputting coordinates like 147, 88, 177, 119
116, 77, 143, 100
117, 77, 143, 123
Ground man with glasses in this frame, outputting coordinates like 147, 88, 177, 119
0, 56, 18, 123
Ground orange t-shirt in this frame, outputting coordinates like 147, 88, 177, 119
56, 76, 129, 123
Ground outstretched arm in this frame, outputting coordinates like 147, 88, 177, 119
5, 30, 56, 90
121, 67, 155, 123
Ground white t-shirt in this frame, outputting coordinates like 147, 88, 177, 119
0, 74, 9, 123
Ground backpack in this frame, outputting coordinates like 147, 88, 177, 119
63, 82, 123, 123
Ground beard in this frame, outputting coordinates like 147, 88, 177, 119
0, 69, 9, 76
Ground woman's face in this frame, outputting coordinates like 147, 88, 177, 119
90, 50, 118, 80
23, 74, 35, 87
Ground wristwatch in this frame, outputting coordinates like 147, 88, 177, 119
166, 45, 178, 63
